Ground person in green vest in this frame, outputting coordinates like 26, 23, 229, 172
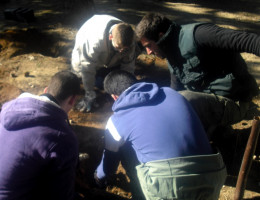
135, 12, 260, 137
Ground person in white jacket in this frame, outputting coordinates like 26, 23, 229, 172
71, 14, 137, 112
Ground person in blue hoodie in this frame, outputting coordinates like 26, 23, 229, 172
95, 70, 227, 200
0, 71, 81, 200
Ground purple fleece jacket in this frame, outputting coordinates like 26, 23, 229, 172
0, 94, 78, 200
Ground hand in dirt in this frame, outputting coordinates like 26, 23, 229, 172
76, 91, 97, 112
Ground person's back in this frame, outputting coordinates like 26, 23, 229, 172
0, 71, 81, 200
72, 14, 121, 61
97, 70, 227, 200
110, 82, 212, 162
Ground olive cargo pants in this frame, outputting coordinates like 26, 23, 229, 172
136, 152, 227, 200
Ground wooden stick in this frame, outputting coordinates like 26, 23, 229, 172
234, 116, 260, 200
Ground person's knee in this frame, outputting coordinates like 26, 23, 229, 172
179, 90, 195, 101
220, 100, 250, 126
179, 90, 210, 104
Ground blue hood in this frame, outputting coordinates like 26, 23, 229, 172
112, 82, 160, 111
0, 96, 67, 131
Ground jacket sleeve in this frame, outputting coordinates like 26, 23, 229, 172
95, 117, 125, 179
46, 133, 79, 200
96, 149, 121, 179
104, 117, 125, 152
72, 39, 105, 92
194, 23, 260, 56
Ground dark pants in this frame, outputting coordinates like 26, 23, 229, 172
179, 90, 250, 138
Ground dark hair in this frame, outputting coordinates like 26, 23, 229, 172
47, 70, 81, 103
104, 70, 137, 96
135, 13, 172, 42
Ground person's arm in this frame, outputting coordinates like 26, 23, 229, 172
194, 23, 260, 55
96, 117, 125, 181
95, 149, 121, 183
79, 42, 102, 92
72, 40, 104, 112
46, 134, 79, 200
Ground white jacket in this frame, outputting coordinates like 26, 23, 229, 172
71, 14, 136, 92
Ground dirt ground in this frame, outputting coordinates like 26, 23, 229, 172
0, 0, 260, 199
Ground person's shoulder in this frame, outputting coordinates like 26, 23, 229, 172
91, 14, 120, 21
45, 124, 77, 148
180, 22, 207, 30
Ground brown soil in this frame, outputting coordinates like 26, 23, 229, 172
0, 0, 260, 199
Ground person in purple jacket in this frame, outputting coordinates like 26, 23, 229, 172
0, 71, 81, 200
95, 70, 227, 200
